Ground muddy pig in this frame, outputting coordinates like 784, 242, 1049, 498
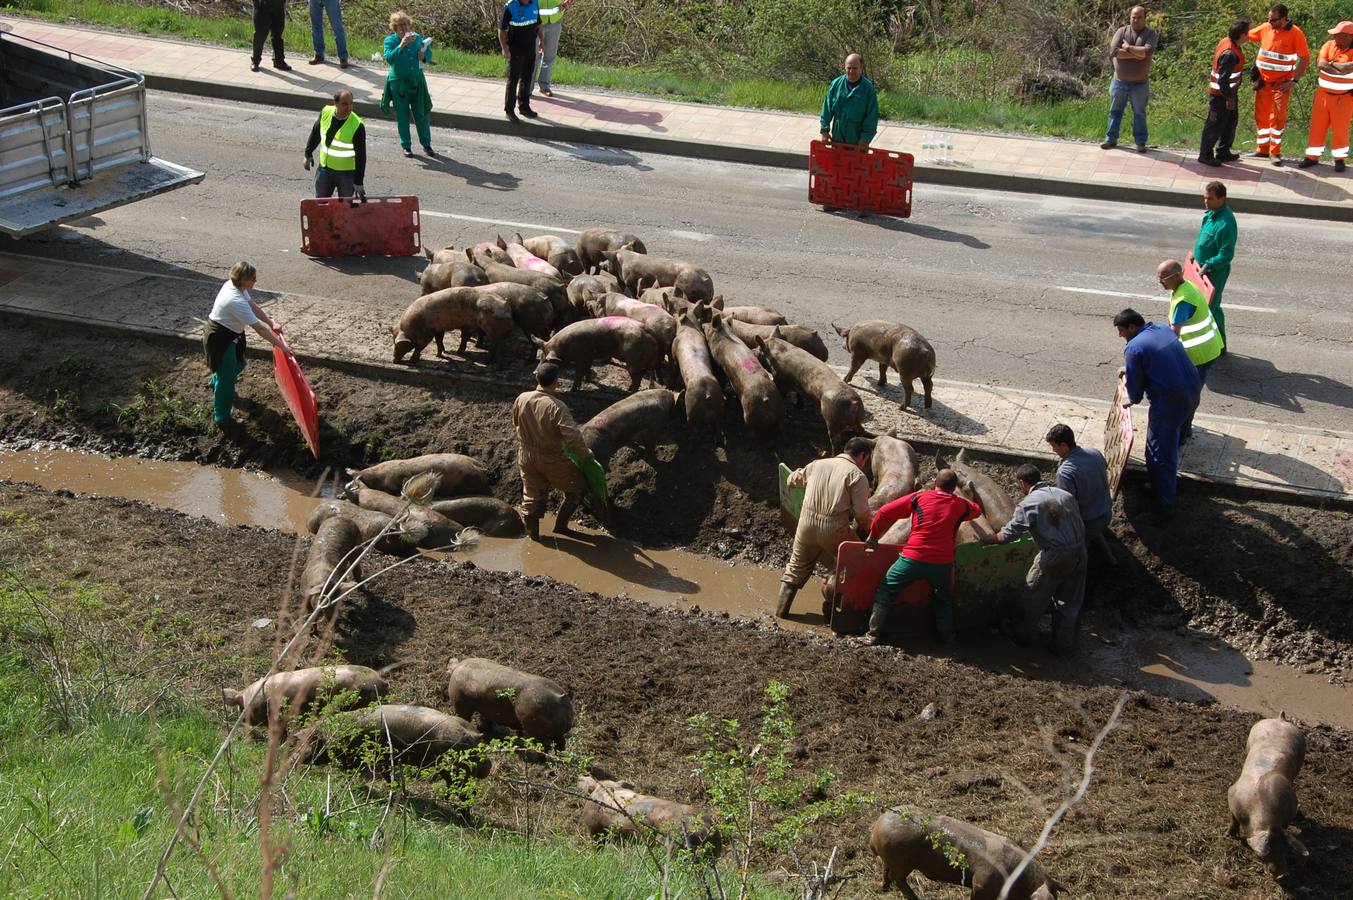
445, 657, 574, 750
578, 776, 721, 853
672, 313, 724, 426
535, 317, 662, 392
391, 287, 514, 364
419, 260, 489, 294
346, 453, 489, 498
466, 282, 554, 344
496, 233, 562, 280
471, 250, 570, 321
423, 244, 460, 264
342, 484, 465, 549
941, 449, 1015, 531
308, 500, 427, 555
519, 233, 584, 278
869, 807, 1062, 899
755, 334, 864, 449
704, 314, 784, 431
576, 227, 647, 273
567, 272, 621, 317
470, 241, 513, 265
427, 496, 525, 537
588, 291, 677, 356
301, 516, 363, 614
224, 664, 387, 730
1229, 718, 1306, 878
869, 434, 919, 517
600, 248, 713, 304
709, 296, 787, 326
727, 318, 828, 360
581, 389, 677, 467
296, 704, 490, 783
834, 320, 936, 410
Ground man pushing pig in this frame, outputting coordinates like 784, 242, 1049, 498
513, 361, 594, 539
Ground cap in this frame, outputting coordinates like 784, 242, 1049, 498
1330, 21, 1353, 35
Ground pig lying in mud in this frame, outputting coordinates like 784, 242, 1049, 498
869, 434, 919, 517
345, 454, 489, 498
391, 288, 514, 364
755, 333, 864, 449
535, 317, 662, 393
446, 657, 574, 750
833, 320, 936, 410
296, 704, 490, 783
518, 232, 584, 278
600, 248, 714, 304
672, 313, 723, 426
1229, 718, 1307, 879
581, 389, 677, 466
343, 484, 464, 549
301, 516, 363, 614
576, 227, 647, 274
308, 500, 427, 555
869, 807, 1062, 899
426, 496, 524, 537
223, 664, 388, 730
703, 314, 784, 431
578, 776, 721, 853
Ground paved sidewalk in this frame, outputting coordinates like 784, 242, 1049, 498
5, 17, 1352, 221
1, 251, 1348, 501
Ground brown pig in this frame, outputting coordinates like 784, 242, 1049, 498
296, 704, 490, 783
755, 334, 864, 449
341, 484, 465, 549
581, 388, 677, 466
391, 287, 514, 364
576, 227, 647, 274
587, 291, 677, 355
427, 496, 525, 537
727, 318, 828, 360
869, 434, 919, 517
567, 272, 622, 316
599, 248, 713, 304
301, 516, 363, 614
471, 250, 570, 321
941, 449, 1015, 531
470, 241, 514, 265
466, 282, 554, 344
519, 233, 584, 278
346, 453, 489, 498
704, 314, 784, 431
709, 296, 787, 326
224, 664, 388, 730
445, 657, 574, 750
423, 244, 460, 264
672, 313, 724, 426
419, 260, 489, 294
535, 317, 662, 393
307, 500, 427, 555
834, 320, 936, 410
496, 233, 563, 280
869, 807, 1062, 899
1229, 718, 1306, 878
578, 776, 721, 854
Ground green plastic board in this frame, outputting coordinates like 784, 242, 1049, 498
778, 462, 805, 522
564, 446, 608, 506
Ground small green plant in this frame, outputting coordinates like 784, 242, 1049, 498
113, 379, 211, 433
48, 388, 75, 419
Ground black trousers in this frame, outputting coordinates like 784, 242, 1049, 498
1200, 94, 1238, 161
506, 48, 534, 112
251, 0, 287, 65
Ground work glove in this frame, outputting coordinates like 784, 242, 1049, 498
355, 185, 367, 201
304, 154, 313, 171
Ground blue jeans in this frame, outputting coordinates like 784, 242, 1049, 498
1106, 79, 1149, 145
314, 166, 355, 198
309, 0, 347, 59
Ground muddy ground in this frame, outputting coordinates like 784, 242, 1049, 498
2, 481, 1351, 898
2, 316, 1351, 676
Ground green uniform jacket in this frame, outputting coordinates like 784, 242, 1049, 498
1193, 203, 1237, 288
819, 75, 879, 145
381, 32, 433, 118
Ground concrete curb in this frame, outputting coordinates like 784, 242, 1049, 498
145, 74, 1353, 224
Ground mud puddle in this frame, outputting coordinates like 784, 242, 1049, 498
3, 445, 1350, 729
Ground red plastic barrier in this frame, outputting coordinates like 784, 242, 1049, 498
1183, 254, 1216, 306
300, 196, 421, 257
273, 334, 320, 459
830, 541, 933, 634
808, 140, 913, 218
1103, 375, 1135, 498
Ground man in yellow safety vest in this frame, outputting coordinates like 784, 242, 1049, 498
1157, 258, 1223, 442
304, 89, 367, 200
532, 0, 575, 98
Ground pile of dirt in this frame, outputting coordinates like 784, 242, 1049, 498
1, 315, 1351, 675
2, 482, 1350, 898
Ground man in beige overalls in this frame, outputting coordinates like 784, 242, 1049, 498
513, 361, 594, 540
777, 437, 873, 618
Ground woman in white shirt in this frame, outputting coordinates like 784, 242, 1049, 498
202, 261, 290, 426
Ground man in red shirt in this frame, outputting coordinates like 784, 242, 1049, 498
864, 468, 983, 644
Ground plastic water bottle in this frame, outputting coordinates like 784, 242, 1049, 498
921, 132, 935, 163
940, 134, 954, 165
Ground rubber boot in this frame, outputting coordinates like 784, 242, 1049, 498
866, 601, 890, 645
775, 582, 798, 618
553, 495, 579, 534
525, 516, 540, 542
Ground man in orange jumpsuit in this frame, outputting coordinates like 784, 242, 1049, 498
1248, 4, 1310, 166
1300, 21, 1353, 172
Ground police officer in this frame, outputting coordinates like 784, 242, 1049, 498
499, 0, 541, 123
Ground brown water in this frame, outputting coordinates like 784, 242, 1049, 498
2, 446, 1350, 729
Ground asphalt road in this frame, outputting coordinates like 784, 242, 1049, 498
9, 91, 1352, 430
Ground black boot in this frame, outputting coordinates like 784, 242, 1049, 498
525, 516, 540, 542
866, 601, 890, 644
775, 582, 798, 618
553, 495, 579, 534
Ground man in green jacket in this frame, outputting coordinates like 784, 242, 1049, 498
1193, 180, 1238, 351
819, 53, 879, 148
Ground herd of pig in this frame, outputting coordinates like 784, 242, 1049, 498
225, 650, 1310, 895
391, 227, 938, 448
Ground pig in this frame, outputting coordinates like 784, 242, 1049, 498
345, 453, 490, 498
301, 516, 363, 614
1228, 718, 1306, 878
869, 807, 1062, 899
567, 272, 622, 316
703, 314, 784, 431
833, 320, 937, 410
423, 244, 461, 264
672, 313, 724, 426
445, 657, 574, 750
307, 500, 427, 555
534, 317, 662, 393
223, 664, 388, 730
418, 260, 489, 294
296, 704, 490, 783
587, 292, 677, 356
341, 484, 465, 549
471, 241, 514, 265
466, 282, 554, 344
710, 296, 787, 326
427, 496, 525, 537
496, 234, 562, 280
755, 334, 864, 449
576, 227, 647, 274
519, 233, 584, 278
581, 389, 677, 466
727, 318, 828, 361
390, 287, 514, 364
471, 250, 570, 321
578, 776, 721, 854
599, 248, 713, 304
941, 449, 1014, 531
869, 434, 919, 518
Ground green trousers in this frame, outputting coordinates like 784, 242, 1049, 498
873, 556, 955, 635
391, 86, 431, 150
210, 346, 242, 424
1211, 271, 1229, 345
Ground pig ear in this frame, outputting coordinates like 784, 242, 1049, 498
673, 285, 686, 299
465, 247, 474, 263
832, 322, 846, 337
424, 246, 434, 260
496, 234, 507, 250
711, 295, 724, 310
513, 232, 524, 245
771, 325, 783, 340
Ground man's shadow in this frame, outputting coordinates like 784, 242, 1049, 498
414, 153, 521, 192
524, 136, 653, 171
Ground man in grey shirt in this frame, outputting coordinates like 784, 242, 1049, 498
1045, 423, 1113, 562
980, 463, 1087, 656
1102, 5, 1158, 152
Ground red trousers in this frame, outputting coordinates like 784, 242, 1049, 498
1255, 84, 1293, 155
1306, 89, 1352, 160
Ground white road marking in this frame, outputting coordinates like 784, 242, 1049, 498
669, 229, 713, 242
1056, 285, 1278, 314
421, 210, 582, 235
